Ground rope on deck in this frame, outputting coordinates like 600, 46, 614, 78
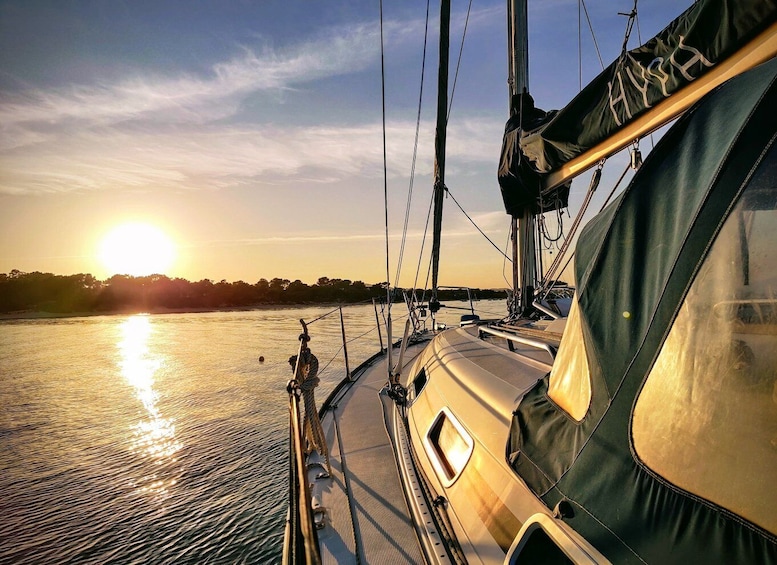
290, 337, 331, 475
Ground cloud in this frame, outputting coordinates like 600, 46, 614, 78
0, 112, 503, 195
0, 4, 502, 130
0, 8, 505, 196
189, 221, 505, 249
0, 17, 425, 131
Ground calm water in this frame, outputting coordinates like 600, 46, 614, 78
0, 301, 504, 564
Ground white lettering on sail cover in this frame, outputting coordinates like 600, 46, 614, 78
624, 61, 650, 116
607, 36, 715, 126
670, 35, 714, 81
645, 58, 671, 97
623, 55, 671, 112
607, 70, 632, 127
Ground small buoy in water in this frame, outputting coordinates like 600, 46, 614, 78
259, 356, 265, 363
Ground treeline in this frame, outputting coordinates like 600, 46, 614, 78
0, 270, 506, 315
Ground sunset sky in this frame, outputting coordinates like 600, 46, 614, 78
0, 0, 683, 288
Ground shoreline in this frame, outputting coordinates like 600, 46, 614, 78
0, 296, 503, 322
0, 303, 353, 321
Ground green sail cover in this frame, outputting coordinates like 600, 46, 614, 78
497, 94, 570, 216
509, 57, 777, 563
520, 0, 777, 173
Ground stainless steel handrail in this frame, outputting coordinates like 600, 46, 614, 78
284, 380, 322, 565
283, 328, 322, 565
478, 325, 557, 360
532, 299, 561, 320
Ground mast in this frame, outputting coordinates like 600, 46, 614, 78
507, 0, 534, 317
508, 0, 529, 130
430, 0, 450, 297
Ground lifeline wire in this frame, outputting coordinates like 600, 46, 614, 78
307, 298, 386, 325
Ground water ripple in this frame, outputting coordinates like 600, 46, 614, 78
0, 304, 464, 564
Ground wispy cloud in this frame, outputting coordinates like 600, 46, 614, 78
0, 17, 424, 130
0, 8, 504, 196
188, 220, 507, 248
0, 117, 502, 195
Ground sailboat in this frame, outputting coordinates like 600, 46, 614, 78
284, 0, 777, 563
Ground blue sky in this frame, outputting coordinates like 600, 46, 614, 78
0, 0, 685, 288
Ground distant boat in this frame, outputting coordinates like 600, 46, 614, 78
284, 0, 777, 562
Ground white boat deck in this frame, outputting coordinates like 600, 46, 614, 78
310, 345, 427, 564
306, 326, 557, 563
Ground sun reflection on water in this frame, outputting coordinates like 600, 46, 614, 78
118, 315, 182, 497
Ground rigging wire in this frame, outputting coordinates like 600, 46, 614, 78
630, 2, 656, 151
395, 1, 539, 302
635, 0, 643, 45
307, 305, 344, 325
413, 188, 435, 293
540, 164, 602, 293
379, 0, 391, 303
422, 250, 433, 303
395, 1, 490, 302
538, 159, 632, 301
598, 160, 632, 212
618, 0, 639, 54
447, 0, 474, 123
415, 0, 473, 303
539, 2, 640, 301
446, 187, 511, 262
580, 0, 605, 70
379, 0, 395, 378
502, 228, 513, 289
578, 0, 582, 91
394, 0, 432, 289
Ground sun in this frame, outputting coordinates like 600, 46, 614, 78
100, 223, 176, 277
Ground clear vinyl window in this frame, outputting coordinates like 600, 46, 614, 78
633, 149, 777, 535
547, 296, 592, 422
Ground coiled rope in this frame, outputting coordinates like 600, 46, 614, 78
290, 338, 331, 474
